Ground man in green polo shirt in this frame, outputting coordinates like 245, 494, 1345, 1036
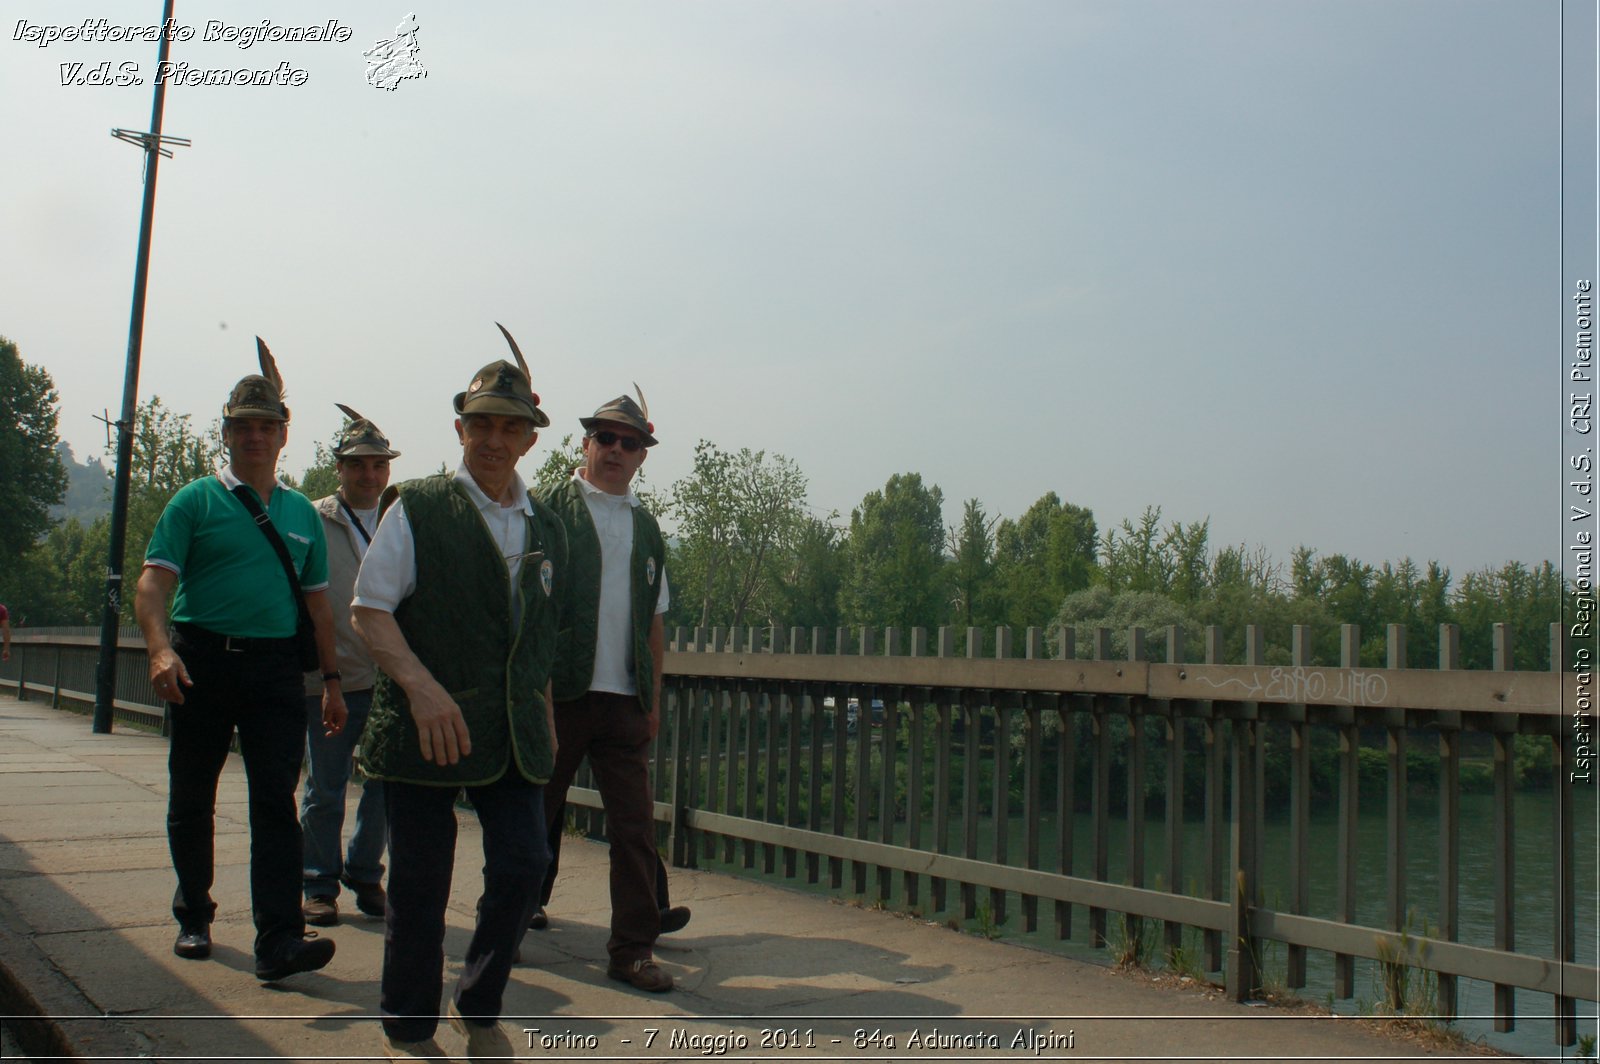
135, 341, 347, 984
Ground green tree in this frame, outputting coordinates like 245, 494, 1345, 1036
0, 337, 68, 558
1453, 560, 1564, 670
1286, 549, 1377, 663
668, 440, 811, 631
9, 516, 110, 626
947, 498, 998, 629
1053, 584, 1201, 662
298, 437, 340, 502
115, 397, 224, 620
763, 514, 847, 635
991, 492, 1097, 630
1095, 506, 1211, 602
5, 391, 218, 626
1166, 518, 1212, 604
129, 396, 221, 493
1365, 558, 1453, 666
1197, 543, 1298, 663
1097, 506, 1169, 593
838, 472, 947, 632
529, 433, 584, 496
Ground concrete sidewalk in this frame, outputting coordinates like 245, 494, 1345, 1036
0, 694, 1509, 1063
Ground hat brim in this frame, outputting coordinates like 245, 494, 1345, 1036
455, 391, 551, 428
579, 415, 657, 448
335, 443, 401, 458
223, 407, 289, 422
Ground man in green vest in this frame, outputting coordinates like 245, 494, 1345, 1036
535, 388, 677, 993
352, 328, 566, 1062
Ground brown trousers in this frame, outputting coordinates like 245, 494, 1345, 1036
542, 691, 660, 962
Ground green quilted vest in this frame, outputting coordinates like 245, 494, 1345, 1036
362, 474, 566, 785
541, 477, 665, 708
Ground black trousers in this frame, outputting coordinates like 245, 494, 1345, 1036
381, 773, 549, 1042
165, 630, 306, 959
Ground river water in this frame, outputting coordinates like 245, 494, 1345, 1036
698, 787, 1598, 1060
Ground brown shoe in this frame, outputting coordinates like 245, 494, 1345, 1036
381, 1032, 447, 1061
303, 895, 338, 927
342, 875, 387, 918
607, 957, 673, 993
448, 998, 515, 1063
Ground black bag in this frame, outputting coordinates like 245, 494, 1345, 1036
230, 484, 321, 671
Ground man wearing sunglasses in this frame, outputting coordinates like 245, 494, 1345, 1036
533, 390, 679, 993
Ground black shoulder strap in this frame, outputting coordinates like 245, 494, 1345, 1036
338, 496, 373, 545
230, 484, 314, 626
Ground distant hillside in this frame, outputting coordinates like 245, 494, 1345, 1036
49, 442, 111, 525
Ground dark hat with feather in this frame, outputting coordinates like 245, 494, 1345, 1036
223, 337, 291, 421
453, 323, 550, 427
580, 383, 657, 447
332, 403, 400, 459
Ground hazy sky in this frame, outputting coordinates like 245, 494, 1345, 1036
1, 1, 1589, 576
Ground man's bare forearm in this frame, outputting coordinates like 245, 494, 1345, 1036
134, 567, 176, 655
353, 603, 471, 765
352, 605, 432, 691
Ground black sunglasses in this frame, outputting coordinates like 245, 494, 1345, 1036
590, 429, 644, 453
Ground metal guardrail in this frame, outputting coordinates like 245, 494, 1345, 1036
3, 621, 1593, 1049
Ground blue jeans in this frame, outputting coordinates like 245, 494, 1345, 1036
381, 774, 549, 1042
300, 689, 386, 897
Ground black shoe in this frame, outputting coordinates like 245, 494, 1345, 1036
528, 906, 548, 931
659, 905, 691, 934
173, 924, 211, 960
341, 875, 387, 918
303, 895, 339, 926
255, 933, 336, 981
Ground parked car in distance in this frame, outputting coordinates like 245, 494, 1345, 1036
845, 698, 886, 733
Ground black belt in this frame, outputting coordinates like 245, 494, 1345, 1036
172, 622, 298, 656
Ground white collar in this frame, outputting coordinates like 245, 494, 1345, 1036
455, 462, 533, 515
573, 468, 639, 508
218, 466, 289, 495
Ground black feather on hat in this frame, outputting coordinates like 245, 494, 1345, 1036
222, 337, 291, 421
332, 403, 401, 458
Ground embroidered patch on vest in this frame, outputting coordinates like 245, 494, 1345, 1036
540, 558, 554, 597
647, 556, 657, 586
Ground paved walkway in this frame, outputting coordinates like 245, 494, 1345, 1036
0, 693, 1514, 1062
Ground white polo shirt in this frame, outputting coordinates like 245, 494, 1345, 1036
354, 463, 535, 613
573, 471, 670, 695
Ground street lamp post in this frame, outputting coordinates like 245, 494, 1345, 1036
93, 0, 189, 733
